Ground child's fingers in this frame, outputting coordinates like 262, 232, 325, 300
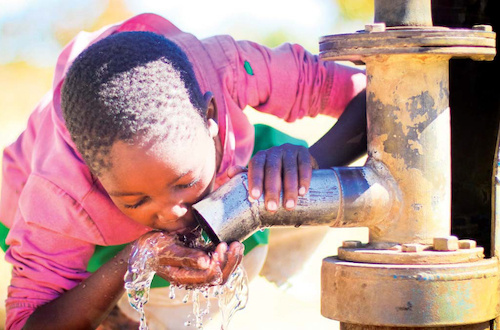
247, 151, 266, 201
248, 144, 315, 212
220, 242, 244, 283
156, 263, 222, 286
263, 151, 282, 213
212, 242, 228, 270
155, 242, 244, 286
227, 165, 247, 178
157, 244, 211, 269
298, 148, 315, 196
282, 148, 299, 210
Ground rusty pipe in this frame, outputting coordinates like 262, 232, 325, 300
193, 164, 396, 245
366, 54, 452, 244
375, 0, 433, 27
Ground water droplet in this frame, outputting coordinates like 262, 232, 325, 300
169, 285, 176, 299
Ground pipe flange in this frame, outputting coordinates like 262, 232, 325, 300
322, 257, 500, 326
319, 27, 496, 62
338, 242, 484, 265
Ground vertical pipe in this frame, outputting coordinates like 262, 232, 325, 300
374, 0, 433, 27
366, 54, 451, 244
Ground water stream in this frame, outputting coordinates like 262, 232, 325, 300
124, 232, 248, 329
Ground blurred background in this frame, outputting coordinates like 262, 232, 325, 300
0, 0, 373, 328
0, 0, 373, 145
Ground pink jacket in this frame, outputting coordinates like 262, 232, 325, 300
0, 13, 366, 328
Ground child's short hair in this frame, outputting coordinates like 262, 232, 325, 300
61, 31, 207, 176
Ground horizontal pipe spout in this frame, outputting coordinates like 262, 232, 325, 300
193, 163, 397, 245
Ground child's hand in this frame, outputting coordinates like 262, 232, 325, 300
229, 144, 318, 212
134, 231, 244, 287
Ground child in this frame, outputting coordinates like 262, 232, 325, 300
0, 13, 366, 329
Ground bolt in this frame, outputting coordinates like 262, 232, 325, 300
365, 23, 386, 33
472, 25, 493, 32
433, 236, 459, 251
402, 243, 425, 253
458, 239, 477, 249
342, 240, 362, 248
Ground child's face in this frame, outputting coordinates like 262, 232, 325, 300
98, 126, 218, 233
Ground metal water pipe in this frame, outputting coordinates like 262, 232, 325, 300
319, 1, 498, 328
193, 0, 499, 328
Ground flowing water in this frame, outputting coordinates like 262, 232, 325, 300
124, 232, 248, 329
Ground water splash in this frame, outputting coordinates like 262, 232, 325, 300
124, 234, 158, 330
218, 266, 249, 329
124, 232, 248, 329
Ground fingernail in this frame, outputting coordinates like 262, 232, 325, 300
299, 186, 307, 195
285, 199, 295, 209
251, 188, 261, 199
198, 257, 210, 269
267, 200, 278, 211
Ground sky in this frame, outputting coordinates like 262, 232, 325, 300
0, 0, 368, 67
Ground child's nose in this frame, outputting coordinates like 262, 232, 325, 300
157, 203, 188, 221
170, 204, 188, 218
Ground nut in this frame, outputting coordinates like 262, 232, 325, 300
402, 243, 425, 253
472, 25, 493, 32
365, 23, 386, 33
342, 240, 363, 248
458, 239, 477, 249
433, 236, 459, 251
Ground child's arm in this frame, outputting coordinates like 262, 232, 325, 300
22, 244, 132, 329
224, 38, 366, 123
309, 90, 367, 168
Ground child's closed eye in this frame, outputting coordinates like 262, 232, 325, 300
124, 196, 150, 209
175, 178, 199, 190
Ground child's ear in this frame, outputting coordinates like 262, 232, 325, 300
203, 92, 218, 124
207, 118, 219, 138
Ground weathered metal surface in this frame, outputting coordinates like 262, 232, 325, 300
434, 236, 459, 251
374, 0, 433, 27
332, 161, 398, 229
340, 322, 491, 330
321, 257, 500, 326
365, 54, 451, 244
319, 28, 496, 63
337, 245, 484, 265
318, 0, 499, 328
193, 166, 396, 244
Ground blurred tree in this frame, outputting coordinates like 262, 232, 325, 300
0, 62, 52, 127
90, 0, 134, 32
53, 0, 133, 47
0, 0, 135, 146
261, 30, 294, 48
336, 0, 374, 21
